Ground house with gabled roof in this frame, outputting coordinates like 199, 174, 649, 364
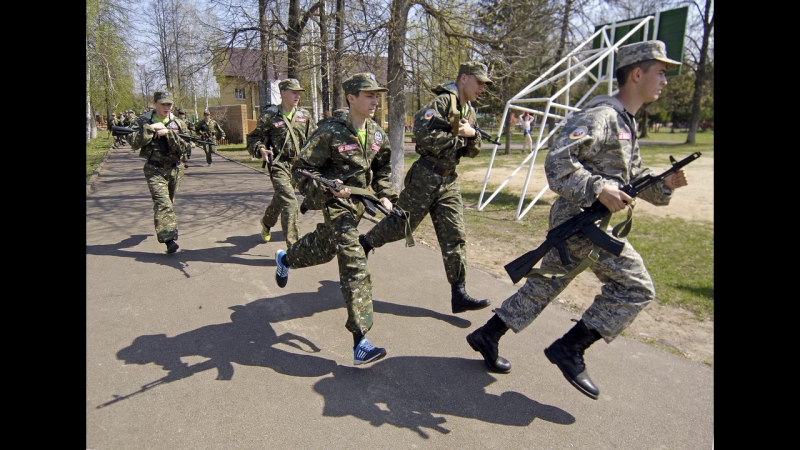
214, 47, 389, 128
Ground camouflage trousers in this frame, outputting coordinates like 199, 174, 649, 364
286, 199, 374, 335
201, 143, 215, 164
494, 231, 655, 343
365, 162, 468, 285
261, 161, 301, 247
143, 162, 184, 243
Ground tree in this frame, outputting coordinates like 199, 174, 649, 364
685, 0, 713, 143
474, 0, 557, 154
87, 0, 134, 141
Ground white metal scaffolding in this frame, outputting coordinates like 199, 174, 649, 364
477, 14, 665, 220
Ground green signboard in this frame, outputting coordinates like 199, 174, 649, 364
591, 6, 688, 79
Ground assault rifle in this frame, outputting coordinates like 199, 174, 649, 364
503, 151, 702, 284
426, 115, 501, 145
112, 126, 215, 146
294, 169, 407, 221
258, 135, 275, 178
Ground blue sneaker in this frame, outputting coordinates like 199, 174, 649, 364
275, 249, 290, 288
353, 337, 387, 365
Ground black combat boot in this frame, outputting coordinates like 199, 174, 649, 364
358, 234, 373, 259
544, 319, 603, 399
451, 282, 491, 313
466, 314, 511, 373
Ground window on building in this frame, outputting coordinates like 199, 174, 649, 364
235, 88, 246, 100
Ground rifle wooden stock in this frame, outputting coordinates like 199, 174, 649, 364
504, 152, 702, 284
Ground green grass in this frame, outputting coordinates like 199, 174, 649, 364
86, 130, 713, 321
86, 133, 114, 181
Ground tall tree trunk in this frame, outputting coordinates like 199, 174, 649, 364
640, 108, 649, 138
258, 0, 271, 110
287, 0, 302, 78
387, 0, 413, 191
547, 0, 572, 148
686, 0, 714, 144
331, 0, 344, 110
86, 35, 92, 143
318, 2, 330, 115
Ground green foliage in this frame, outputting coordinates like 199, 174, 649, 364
86, 134, 113, 181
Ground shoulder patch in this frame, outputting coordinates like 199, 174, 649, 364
424, 109, 436, 120
373, 131, 382, 143
569, 126, 588, 140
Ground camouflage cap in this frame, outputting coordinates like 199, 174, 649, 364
342, 73, 388, 95
616, 40, 681, 70
204, 109, 211, 115
154, 90, 174, 104
457, 61, 493, 84
279, 78, 305, 91
177, 108, 186, 115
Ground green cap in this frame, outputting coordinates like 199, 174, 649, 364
457, 61, 493, 84
342, 73, 388, 95
279, 78, 305, 91
616, 40, 681, 70
154, 90, 174, 104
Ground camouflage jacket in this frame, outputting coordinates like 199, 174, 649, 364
412, 81, 482, 171
195, 118, 225, 140
292, 115, 396, 207
247, 105, 316, 162
125, 111, 191, 163
544, 95, 674, 226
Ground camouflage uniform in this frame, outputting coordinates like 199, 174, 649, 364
248, 79, 317, 247
466, 42, 687, 400
177, 109, 193, 160
125, 91, 191, 246
497, 94, 677, 339
286, 78, 395, 336
363, 81, 481, 287
195, 110, 226, 165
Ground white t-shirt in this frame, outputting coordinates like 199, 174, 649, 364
521, 115, 533, 131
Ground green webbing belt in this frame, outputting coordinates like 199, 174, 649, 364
524, 204, 635, 280
345, 186, 415, 247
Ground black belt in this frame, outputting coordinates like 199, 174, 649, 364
148, 160, 180, 169
417, 158, 455, 177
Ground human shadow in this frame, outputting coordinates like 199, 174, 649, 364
313, 356, 575, 438
96, 281, 344, 409
85, 233, 270, 278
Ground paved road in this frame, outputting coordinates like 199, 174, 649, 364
86, 144, 713, 449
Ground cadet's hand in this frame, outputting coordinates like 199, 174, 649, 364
379, 197, 393, 212
330, 179, 350, 198
598, 184, 633, 213
259, 147, 273, 159
664, 169, 688, 190
457, 118, 477, 138
151, 122, 168, 138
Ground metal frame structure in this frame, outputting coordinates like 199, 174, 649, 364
477, 13, 666, 220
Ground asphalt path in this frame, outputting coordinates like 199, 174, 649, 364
86, 142, 713, 449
